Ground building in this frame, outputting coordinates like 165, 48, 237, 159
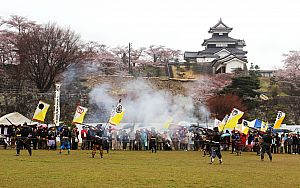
258, 70, 275, 78
184, 19, 248, 74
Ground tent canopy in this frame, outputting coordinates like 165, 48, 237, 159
0, 112, 35, 125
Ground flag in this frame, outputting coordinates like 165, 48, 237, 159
225, 108, 244, 129
248, 119, 256, 128
72, 106, 88, 124
274, 111, 285, 129
109, 103, 126, 126
260, 121, 269, 132
235, 123, 242, 132
163, 117, 173, 129
214, 118, 221, 128
218, 115, 229, 132
32, 101, 50, 122
254, 119, 262, 128
241, 119, 250, 135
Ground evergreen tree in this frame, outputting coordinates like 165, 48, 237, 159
220, 76, 260, 99
219, 75, 261, 110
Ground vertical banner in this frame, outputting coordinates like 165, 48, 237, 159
241, 119, 250, 135
225, 108, 244, 129
109, 103, 126, 126
273, 111, 285, 129
32, 101, 50, 122
72, 106, 88, 124
218, 115, 229, 132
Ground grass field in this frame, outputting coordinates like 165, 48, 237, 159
0, 150, 299, 188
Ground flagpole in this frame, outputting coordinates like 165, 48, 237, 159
221, 117, 228, 134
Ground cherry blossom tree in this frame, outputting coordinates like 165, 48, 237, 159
186, 73, 232, 102
275, 51, 300, 95
82, 42, 125, 75
145, 45, 181, 65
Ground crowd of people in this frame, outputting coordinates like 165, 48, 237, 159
2, 123, 300, 158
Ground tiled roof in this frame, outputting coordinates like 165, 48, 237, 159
184, 47, 247, 59
202, 36, 239, 46
209, 19, 233, 33
212, 54, 247, 67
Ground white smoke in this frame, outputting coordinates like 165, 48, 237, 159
88, 83, 116, 121
88, 78, 204, 124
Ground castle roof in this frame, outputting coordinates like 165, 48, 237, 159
202, 36, 239, 46
184, 48, 247, 59
209, 18, 233, 33
211, 54, 247, 68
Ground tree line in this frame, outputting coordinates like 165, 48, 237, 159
0, 15, 181, 92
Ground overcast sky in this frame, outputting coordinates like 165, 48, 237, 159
1, 0, 300, 69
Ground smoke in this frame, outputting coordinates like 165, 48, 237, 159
60, 62, 100, 92
88, 83, 116, 122
60, 64, 78, 91
88, 78, 205, 124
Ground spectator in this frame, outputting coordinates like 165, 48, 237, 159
81, 126, 88, 150
71, 127, 79, 150
122, 132, 129, 150
128, 128, 135, 151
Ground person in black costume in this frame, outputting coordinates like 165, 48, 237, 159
209, 127, 222, 164
261, 131, 273, 162
16, 123, 32, 156
149, 132, 157, 153
92, 124, 104, 158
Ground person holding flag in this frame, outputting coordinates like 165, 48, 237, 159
209, 127, 223, 164
15, 123, 32, 156
92, 124, 104, 158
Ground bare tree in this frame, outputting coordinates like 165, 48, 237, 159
16, 22, 84, 92
1, 16, 84, 92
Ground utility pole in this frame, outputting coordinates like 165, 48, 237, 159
128, 42, 132, 75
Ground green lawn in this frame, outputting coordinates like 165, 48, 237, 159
0, 150, 299, 188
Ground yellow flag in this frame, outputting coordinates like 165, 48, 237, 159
274, 111, 285, 129
72, 106, 88, 124
225, 108, 244, 129
260, 121, 269, 132
218, 115, 229, 132
235, 123, 242, 132
163, 117, 173, 129
32, 101, 50, 122
241, 119, 250, 135
109, 103, 126, 126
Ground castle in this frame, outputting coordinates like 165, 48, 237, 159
184, 19, 248, 74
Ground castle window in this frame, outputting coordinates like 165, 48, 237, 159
216, 43, 227, 47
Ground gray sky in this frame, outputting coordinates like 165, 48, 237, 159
1, 0, 300, 69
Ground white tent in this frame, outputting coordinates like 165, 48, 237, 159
0, 112, 34, 125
